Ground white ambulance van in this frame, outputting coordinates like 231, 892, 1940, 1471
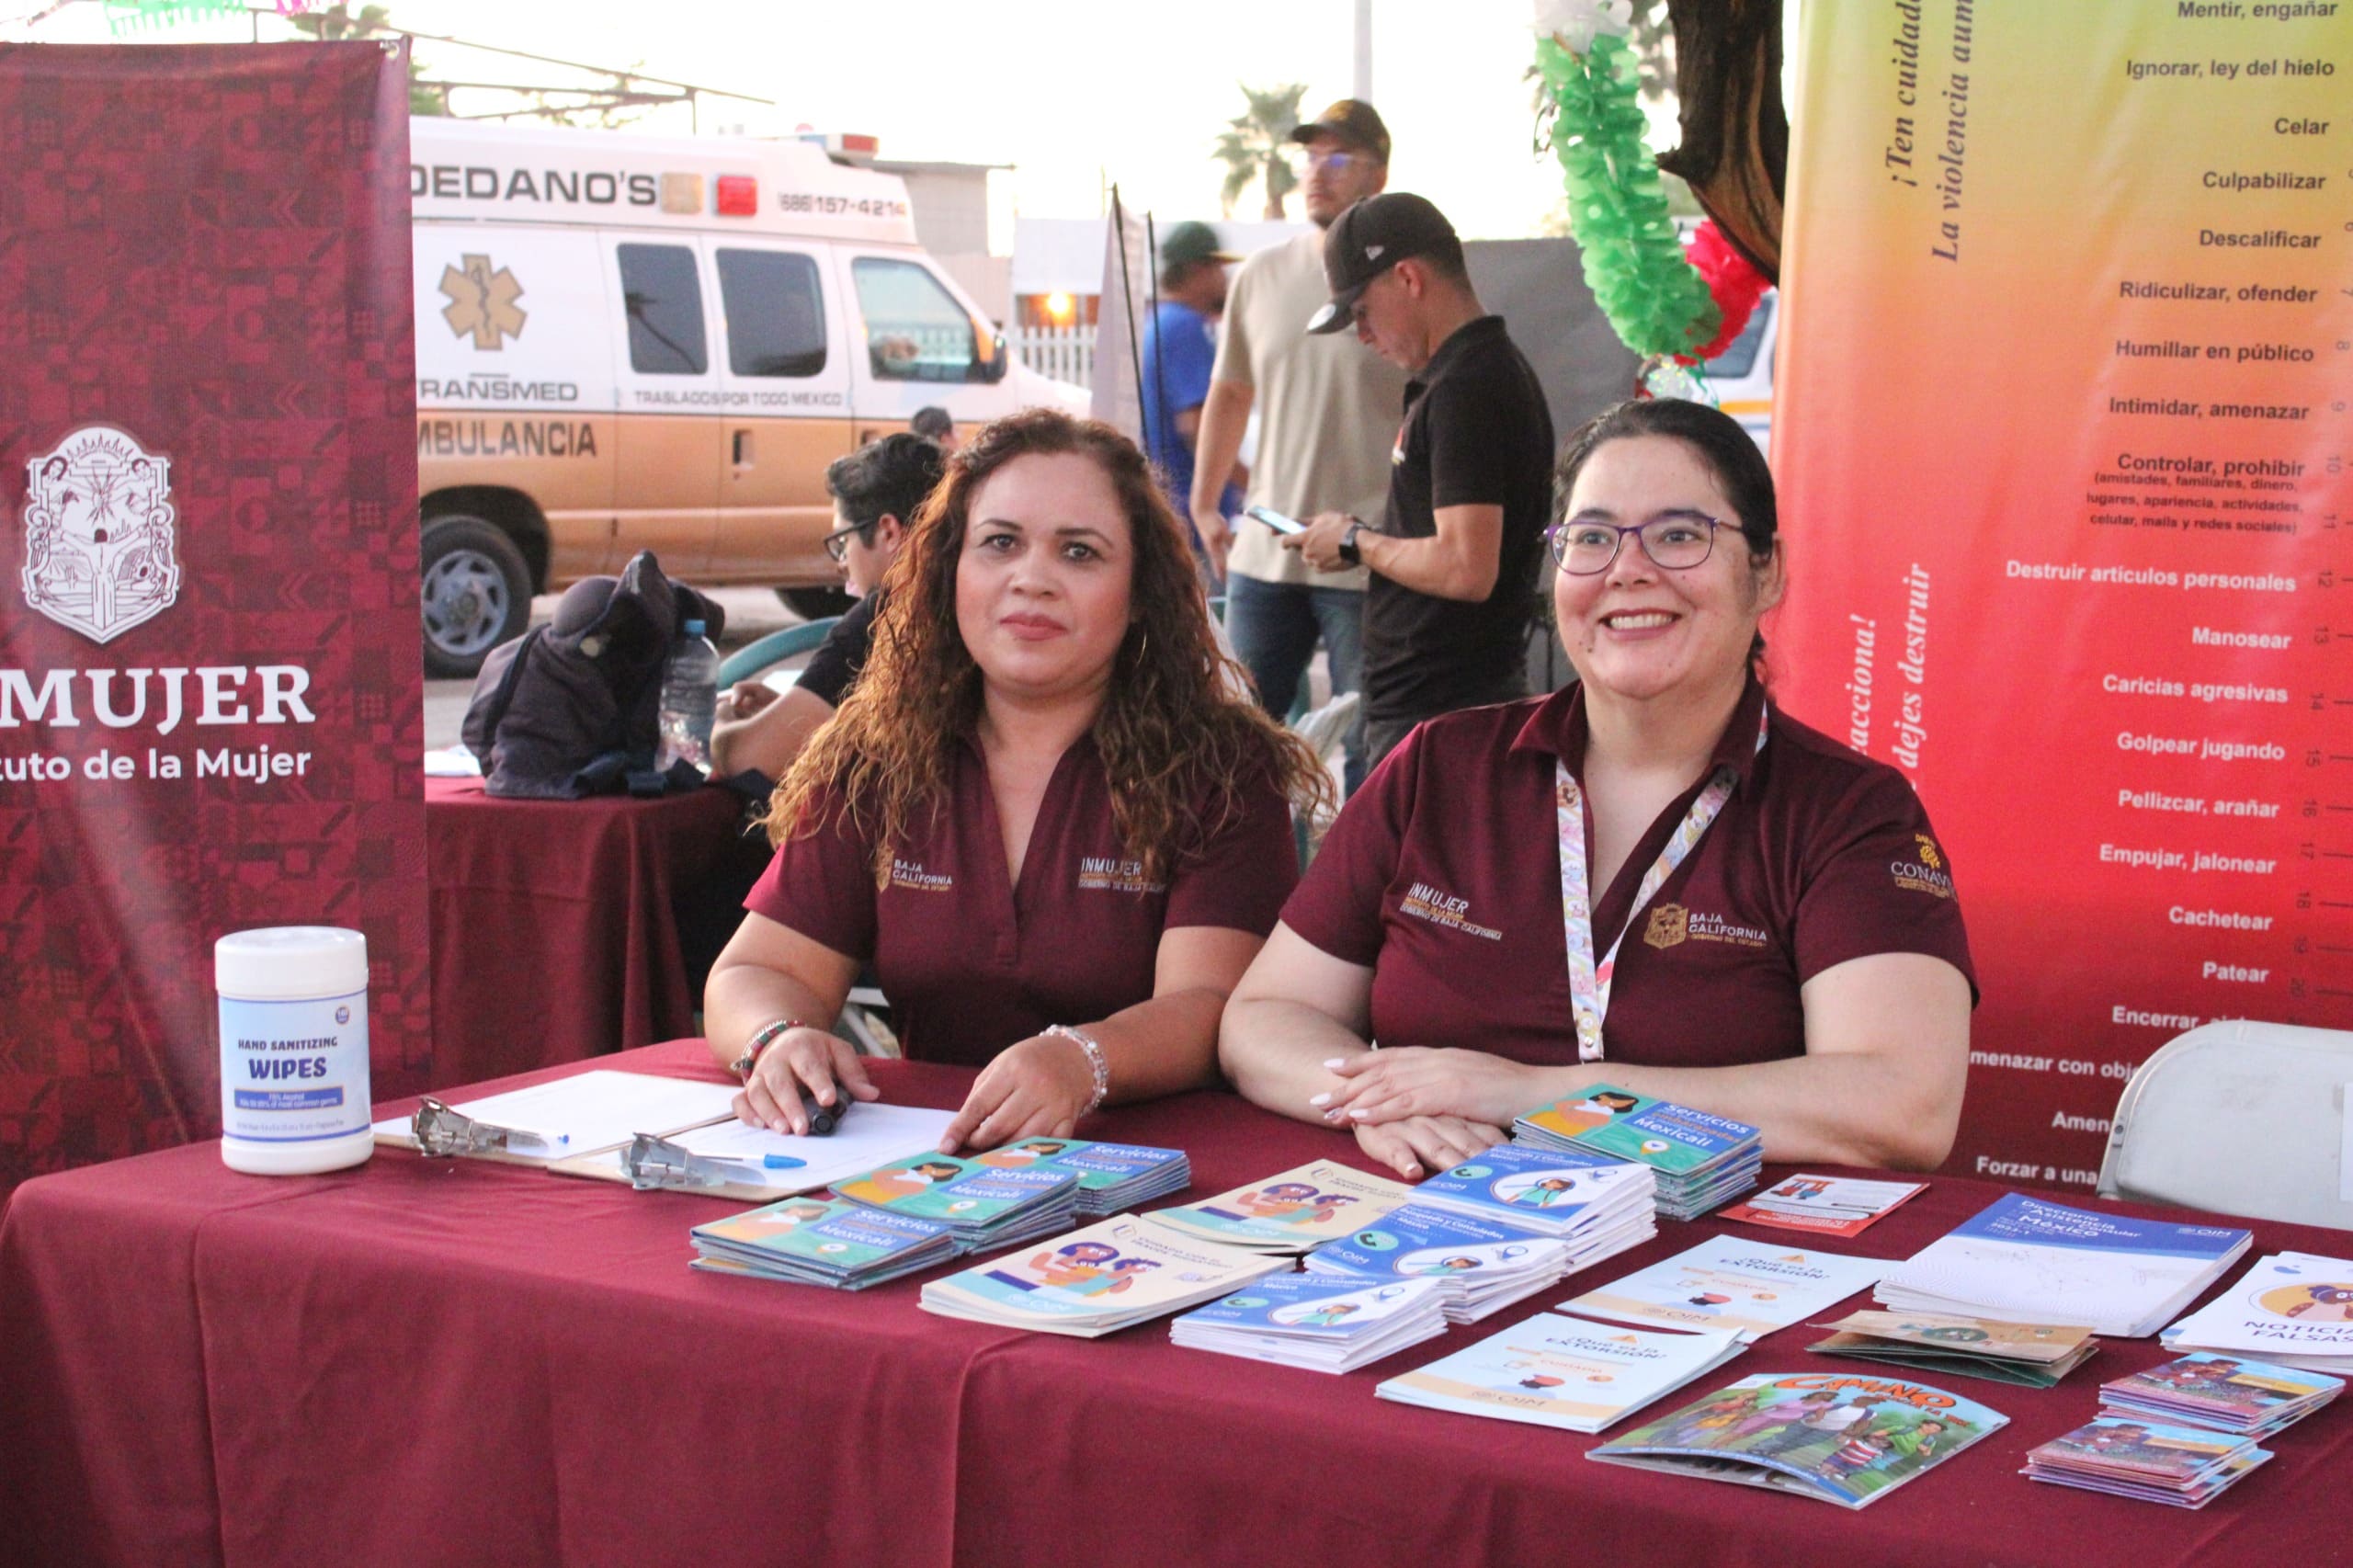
412, 119, 1083, 676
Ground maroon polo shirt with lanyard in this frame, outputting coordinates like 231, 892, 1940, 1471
745, 733, 1298, 1066
1280, 676, 1976, 1067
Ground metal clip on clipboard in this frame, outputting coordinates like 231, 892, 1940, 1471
411, 1096, 550, 1158
620, 1131, 752, 1193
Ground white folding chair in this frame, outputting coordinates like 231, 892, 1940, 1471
2097, 1019, 2353, 1230
836, 984, 901, 1060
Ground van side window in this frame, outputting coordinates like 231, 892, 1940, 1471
617, 244, 708, 375
717, 249, 827, 378
850, 257, 977, 382
1708, 294, 1773, 381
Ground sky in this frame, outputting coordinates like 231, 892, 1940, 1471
2, 0, 1654, 242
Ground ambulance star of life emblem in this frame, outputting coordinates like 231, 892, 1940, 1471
1643, 903, 1689, 949
440, 253, 527, 349
20, 425, 183, 644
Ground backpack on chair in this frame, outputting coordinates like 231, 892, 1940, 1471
460, 549, 725, 799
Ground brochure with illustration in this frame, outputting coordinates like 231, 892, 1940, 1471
1378, 1312, 1745, 1435
2100, 1352, 2343, 1437
2163, 1251, 2353, 1374
1588, 1371, 2007, 1509
1408, 1143, 1655, 1239
2024, 1417, 2272, 1509
1171, 1273, 1450, 1374
1148, 1161, 1415, 1253
1806, 1309, 2098, 1387
1877, 1194, 2252, 1338
1304, 1202, 1570, 1323
1561, 1234, 1893, 1342
917, 1213, 1287, 1338
690, 1196, 958, 1290
1513, 1085, 1762, 1219
835, 1153, 1079, 1250
1722, 1175, 1927, 1239
977, 1136, 1190, 1212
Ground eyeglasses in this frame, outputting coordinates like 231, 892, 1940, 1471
1548, 511, 1726, 575
822, 521, 872, 563
1304, 147, 1361, 174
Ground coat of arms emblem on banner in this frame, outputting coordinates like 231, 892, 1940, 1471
19, 425, 182, 643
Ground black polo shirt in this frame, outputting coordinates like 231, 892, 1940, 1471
1360, 315, 1555, 724
797, 587, 882, 710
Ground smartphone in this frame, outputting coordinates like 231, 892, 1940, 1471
1245, 505, 1306, 536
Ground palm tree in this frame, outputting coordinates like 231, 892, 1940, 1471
1213, 83, 1306, 221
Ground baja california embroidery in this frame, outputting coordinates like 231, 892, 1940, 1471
20, 426, 182, 644
1557, 710, 1768, 1062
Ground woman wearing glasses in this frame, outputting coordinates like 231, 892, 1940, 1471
710, 433, 945, 781
1220, 399, 1974, 1178
707, 410, 1333, 1153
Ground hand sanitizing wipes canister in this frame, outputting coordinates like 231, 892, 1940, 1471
216, 926, 375, 1175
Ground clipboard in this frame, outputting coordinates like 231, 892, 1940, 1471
550, 1102, 961, 1199
369, 1070, 742, 1168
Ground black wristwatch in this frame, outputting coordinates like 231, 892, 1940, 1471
1337, 517, 1366, 567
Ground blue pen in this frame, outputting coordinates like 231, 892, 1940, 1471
763, 1153, 808, 1170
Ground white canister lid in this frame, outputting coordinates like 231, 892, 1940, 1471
214, 926, 369, 999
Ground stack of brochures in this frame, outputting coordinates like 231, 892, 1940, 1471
1410, 1143, 1656, 1253
918, 1214, 1287, 1337
1588, 1371, 2007, 1508
1512, 1085, 1762, 1220
2162, 1251, 2353, 1375
2023, 1417, 2271, 1508
1807, 1310, 2099, 1387
1010, 1137, 1190, 1213
1721, 1174, 1927, 1239
1876, 1194, 2252, 1338
1302, 1204, 1569, 1323
835, 1153, 1080, 1252
1171, 1274, 1449, 1374
689, 1196, 959, 1290
1377, 1313, 1743, 1434
1148, 1161, 1414, 1253
2099, 1353, 2343, 1437
1560, 1234, 1893, 1343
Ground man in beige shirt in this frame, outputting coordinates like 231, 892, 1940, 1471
1190, 99, 1408, 794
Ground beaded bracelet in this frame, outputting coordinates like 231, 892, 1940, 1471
731, 1016, 811, 1082
1043, 1023, 1110, 1115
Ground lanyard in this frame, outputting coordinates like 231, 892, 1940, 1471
1556, 709, 1769, 1062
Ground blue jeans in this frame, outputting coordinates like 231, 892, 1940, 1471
1225, 574, 1367, 795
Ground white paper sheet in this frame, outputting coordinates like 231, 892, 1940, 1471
371, 1070, 741, 1159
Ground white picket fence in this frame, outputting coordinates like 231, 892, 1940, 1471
1011, 324, 1095, 390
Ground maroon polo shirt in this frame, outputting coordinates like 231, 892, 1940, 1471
746, 733, 1298, 1066
1281, 677, 1976, 1068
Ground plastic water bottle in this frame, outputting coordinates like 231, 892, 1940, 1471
655, 618, 719, 775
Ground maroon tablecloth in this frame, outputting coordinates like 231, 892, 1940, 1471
6, 1042, 2348, 1568
425, 778, 763, 1085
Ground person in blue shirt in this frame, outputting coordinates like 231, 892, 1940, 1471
1141, 221, 1244, 559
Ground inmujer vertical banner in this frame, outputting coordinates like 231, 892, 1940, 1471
0, 43, 425, 1192
1774, 1, 2353, 1187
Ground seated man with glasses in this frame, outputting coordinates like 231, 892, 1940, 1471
711, 432, 947, 781
1219, 398, 1977, 1180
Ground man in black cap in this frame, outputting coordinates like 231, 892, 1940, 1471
1281, 191, 1554, 767
1190, 98, 1406, 793
1141, 220, 1243, 526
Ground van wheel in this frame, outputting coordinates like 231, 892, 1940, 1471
777, 585, 854, 620
422, 517, 532, 679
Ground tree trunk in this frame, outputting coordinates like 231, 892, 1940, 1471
1656, 0, 1788, 283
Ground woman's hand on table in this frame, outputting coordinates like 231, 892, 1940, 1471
735, 1028, 880, 1135
938, 1033, 1097, 1153
1313, 1046, 1543, 1131
1351, 1114, 1507, 1180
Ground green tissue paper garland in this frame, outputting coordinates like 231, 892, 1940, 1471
1537, 31, 1719, 361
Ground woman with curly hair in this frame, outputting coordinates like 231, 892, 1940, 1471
705, 408, 1334, 1153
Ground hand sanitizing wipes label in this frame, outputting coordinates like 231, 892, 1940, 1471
220, 991, 371, 1142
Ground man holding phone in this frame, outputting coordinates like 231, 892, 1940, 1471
1190, 99, 1408, 794
1281, 193, 1553, 768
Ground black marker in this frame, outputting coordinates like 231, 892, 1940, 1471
799, 1079, 850, 1137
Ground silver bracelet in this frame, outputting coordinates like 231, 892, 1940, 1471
1044, 1024, 1110, 1115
